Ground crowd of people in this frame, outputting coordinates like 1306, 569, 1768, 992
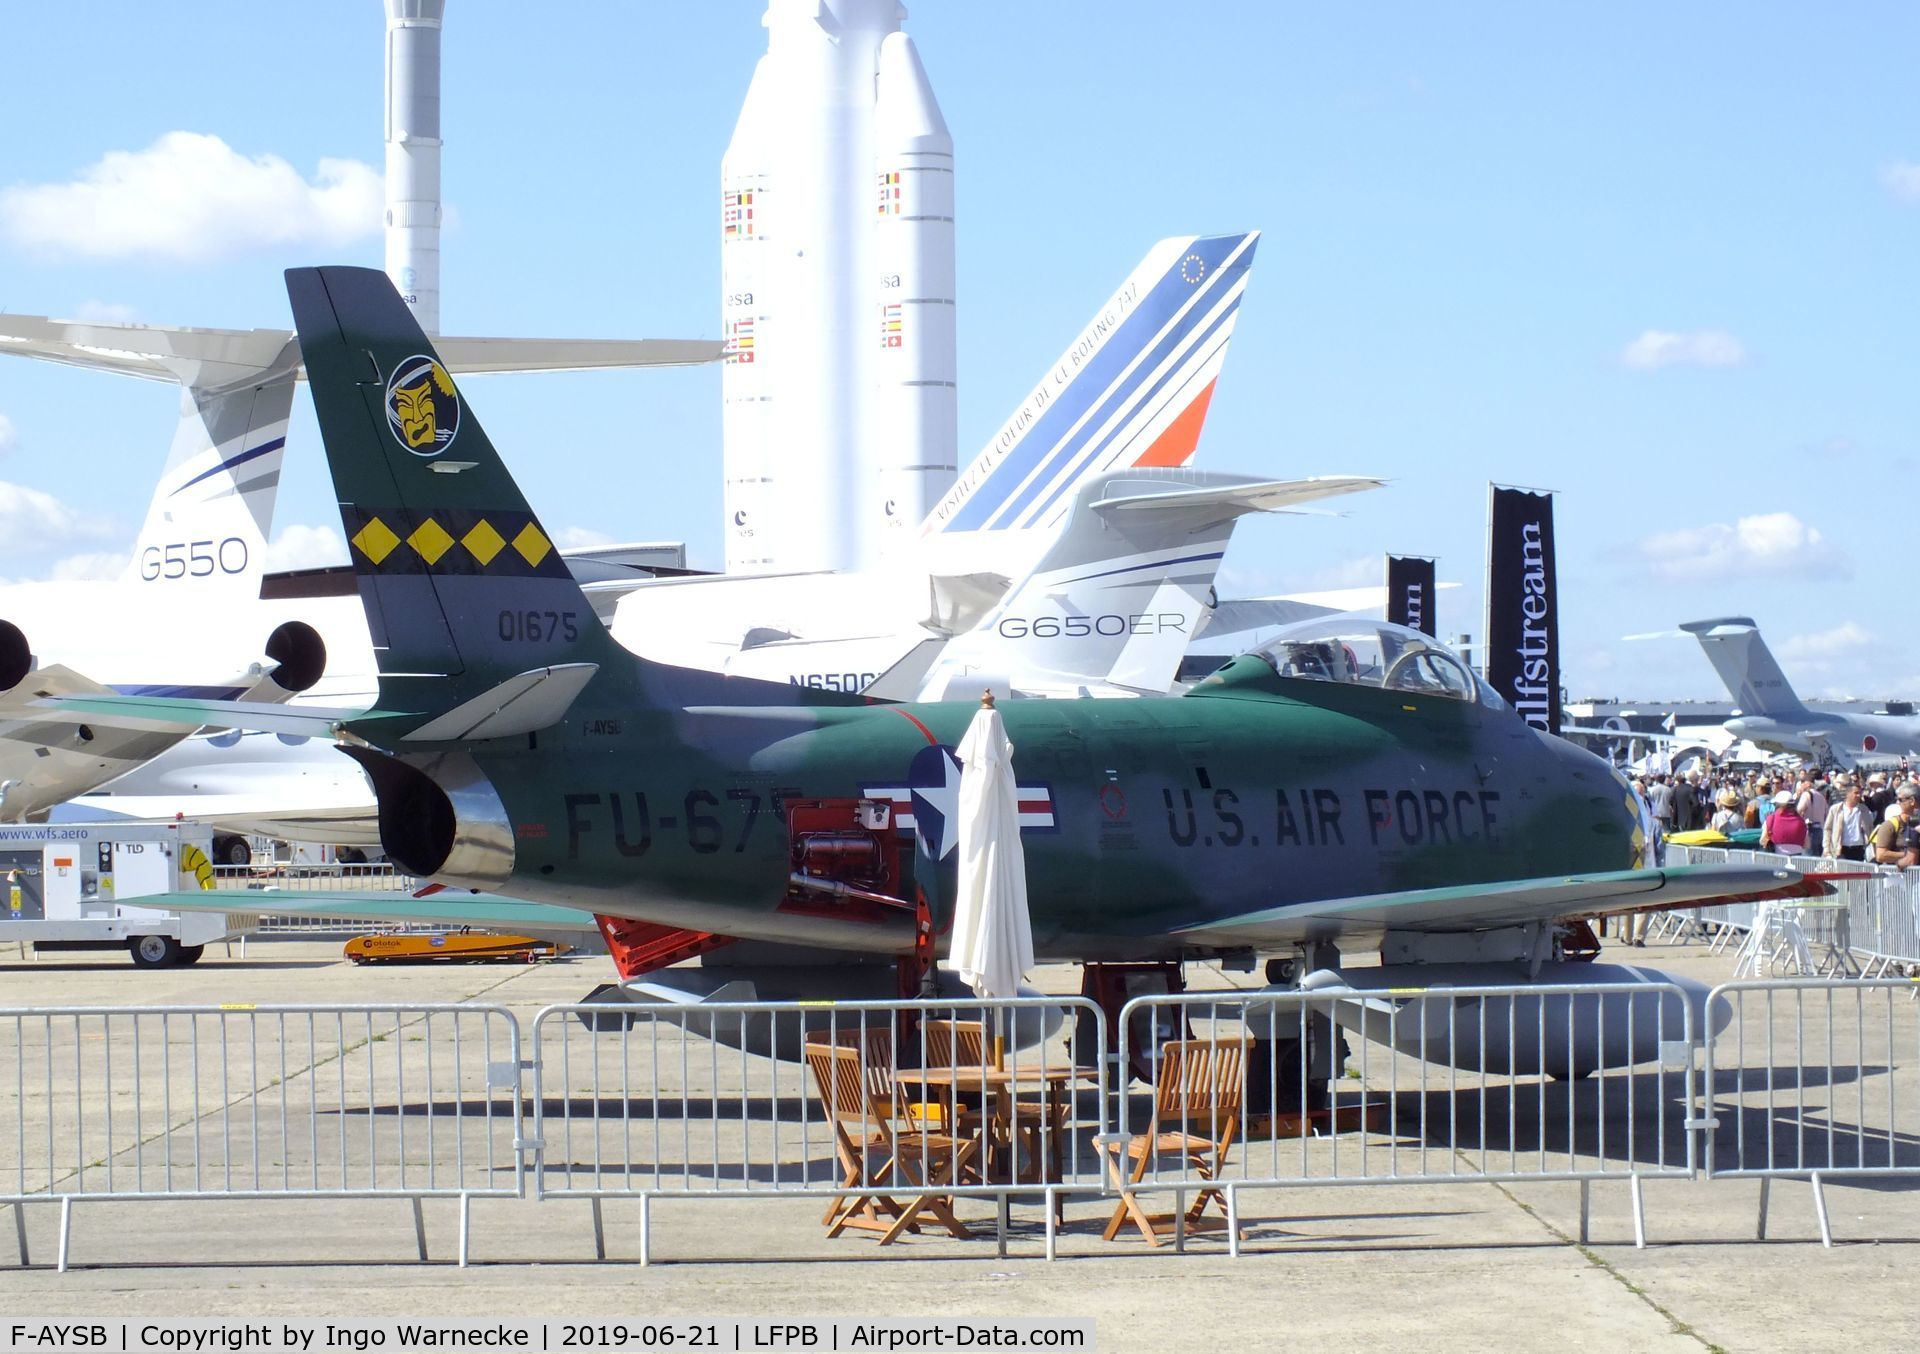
1631, 765, 1920, 866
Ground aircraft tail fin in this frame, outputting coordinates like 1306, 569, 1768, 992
914, 470, 1379, 698
285, 266, 632, 723
918, 232, 1258, 540
122, 360, 297, 590
1679, 617, 1809, 717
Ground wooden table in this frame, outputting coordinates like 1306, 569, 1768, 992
893, 1065, 1090, 1186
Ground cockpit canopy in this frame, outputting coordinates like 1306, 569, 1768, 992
1244, 619, 1499, 706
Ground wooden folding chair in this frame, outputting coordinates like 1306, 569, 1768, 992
921, 1018, 1061, 1184
804, 1040, 976, 1244
1100, 1037, 1248, 1246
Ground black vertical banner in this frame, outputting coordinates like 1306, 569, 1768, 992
1385, 556, 1437, 636
1485, 486, 1561, 735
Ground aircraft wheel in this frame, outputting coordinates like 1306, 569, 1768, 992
215, 836, 253, 867
1547, 1065, 1595, 1082
130, 935, 184, 969
178, 945, 205, 966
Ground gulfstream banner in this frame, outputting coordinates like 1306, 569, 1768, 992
1485, 486, 1560, 734
1385, 556, 1436, 637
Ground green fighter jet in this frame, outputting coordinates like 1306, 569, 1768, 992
60, 268, 1824, 1079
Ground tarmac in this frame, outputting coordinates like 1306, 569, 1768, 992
1, 929, 1914, 1354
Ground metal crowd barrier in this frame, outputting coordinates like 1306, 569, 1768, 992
526, 996, 1108, 1262
0, 978, 1914, 1269
1666, 842, 1920, 974
1110, 984, 1698, 1250
1702, 978, 1920, 1246
1, 1003, 522, 1270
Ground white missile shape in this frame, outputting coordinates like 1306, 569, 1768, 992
720, 0, 957, 575
872, 30, 956, 547
721, 56, 777, 572
385, 0, 444, 335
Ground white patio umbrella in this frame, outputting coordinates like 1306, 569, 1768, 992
948, 695, 1035, 1063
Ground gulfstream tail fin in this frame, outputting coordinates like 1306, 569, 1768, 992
286, 266, 632, 727
907, 470, 1384, 699
1679, 617, 1810, 718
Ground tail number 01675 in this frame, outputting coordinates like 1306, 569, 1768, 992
498, 610, 580, 643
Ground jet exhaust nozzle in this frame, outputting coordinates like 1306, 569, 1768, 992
0, 621, 32, 692
339, 746, 514, 887
264, 620, 327, 694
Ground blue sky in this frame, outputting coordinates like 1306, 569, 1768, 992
1, 1, 1916, 701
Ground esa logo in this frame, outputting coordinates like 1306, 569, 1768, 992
998, 613, 1191, 639
384, 352, 461, 457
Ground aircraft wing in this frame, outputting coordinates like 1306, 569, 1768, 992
1172, 863, 1827, 948
143, 891, 593, 930
0, 663, 115, 709
15, 693, 373, 737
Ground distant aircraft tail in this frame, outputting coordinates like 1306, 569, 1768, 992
122, 364, 297, 591
904, 469, 1380, 699
1680, 617, 1809, 717
0, 312, 725, 599
919, 232, 1257, 541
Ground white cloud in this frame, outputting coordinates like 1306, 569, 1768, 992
1627, 511, 1849, 584
1778, 622, 1874, 663
1619, 329, 1747, 370
263, 523, 348, 571
47, 551, 127, 582
0, 481, 117, 556
71, 300, 139, 325
0, 132, 381, 263
0, 414, 14, 454
554, 526, 616, 551
1880, 162, 1920, 202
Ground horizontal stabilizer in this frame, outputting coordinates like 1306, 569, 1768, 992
1090, 473, 1385, 517
139, 890, 593, 930
22, 693, 366, 737
403, 664, 599, 742
0, 313, 722, 386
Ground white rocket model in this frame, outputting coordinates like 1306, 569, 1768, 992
721, 0, 956, 575
385, 0, 445, 335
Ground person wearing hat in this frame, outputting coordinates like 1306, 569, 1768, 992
1866, 772, 1894, 820
1710, 789, 1744, 835
1760, 789, 1808, 856
1826, 780, 1874, 862
1871, 784, 1920, 864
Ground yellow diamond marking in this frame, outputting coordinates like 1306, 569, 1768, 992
512, 522, 553, 567
463, 519, 507, 566
351, 516, 401, 565
408, 517, 456, 565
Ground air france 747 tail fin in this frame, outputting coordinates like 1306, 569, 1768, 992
1680, 617, 1810, 718
920, 233, 1258, 541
